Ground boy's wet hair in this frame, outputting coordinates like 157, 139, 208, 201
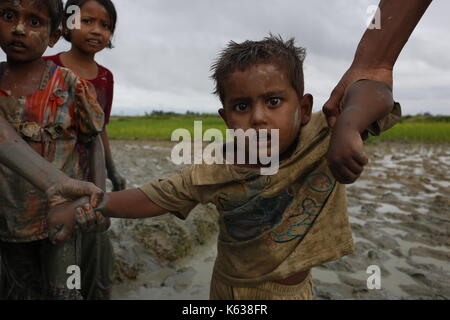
211, 34, 306, 103
63, 0, 117, 48
0, 0, 63, 33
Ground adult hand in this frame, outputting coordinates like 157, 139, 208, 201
322, 66, 393, 128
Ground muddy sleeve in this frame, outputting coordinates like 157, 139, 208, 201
339, 79, 402, 136
365, 101, 401, 136
74, 78, 105, 143
138, 167, 200, 220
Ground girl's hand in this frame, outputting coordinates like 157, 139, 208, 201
47, 197, 89, 244
109, 170, 126, 191
46, 176, 104, 208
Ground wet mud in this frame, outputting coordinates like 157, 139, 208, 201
108, 141, 449, 300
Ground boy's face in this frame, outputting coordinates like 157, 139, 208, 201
0, 0, 58, 62
67, 0, 112, 54
219, 63, 312, 158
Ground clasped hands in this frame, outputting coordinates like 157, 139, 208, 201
46, 177, 110, 244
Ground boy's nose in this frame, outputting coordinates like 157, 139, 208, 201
250, 104, 269, 128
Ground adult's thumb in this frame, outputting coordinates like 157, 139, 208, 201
322, 88, 343, 128
89, 187, 104, 208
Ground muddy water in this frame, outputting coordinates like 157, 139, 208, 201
109, 141, 450, 300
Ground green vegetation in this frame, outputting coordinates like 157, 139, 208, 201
108, 112, 226, 140
107, 111, 450, 142
370, 122, 450, 143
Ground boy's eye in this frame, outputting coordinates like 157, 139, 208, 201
233, 103, 248, 112
267, 97, 281, 107
102, 23, 111, 30
2, 10, 15, 21
82, 18, 92, 24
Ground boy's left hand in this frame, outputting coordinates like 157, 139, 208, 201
327, 128, 368, 184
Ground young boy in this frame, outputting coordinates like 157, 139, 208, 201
68, 35, 401, 299
0, 0, 108, 299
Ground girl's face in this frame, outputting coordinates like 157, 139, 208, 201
69, 0, 112, 54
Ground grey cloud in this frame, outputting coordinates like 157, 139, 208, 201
1, 0, 448, 115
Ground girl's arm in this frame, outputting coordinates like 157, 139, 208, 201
90, 135, 107, 191
101, 128, 126, 191
323, 0, 432, 127
0, 115, 103, 206
79, 134, 111, 233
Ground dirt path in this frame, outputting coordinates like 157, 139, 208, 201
109, 140, 450, 300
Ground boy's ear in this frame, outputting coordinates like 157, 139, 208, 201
48, 29, 62, 48
299, 93, 313, 126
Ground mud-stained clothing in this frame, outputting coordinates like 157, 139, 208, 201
139, 103, 401, 296
0, 61, 104, 300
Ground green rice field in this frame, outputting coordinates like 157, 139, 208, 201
107, 114, 450, 142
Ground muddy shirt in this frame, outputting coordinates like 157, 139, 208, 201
139, 104, 401, 287
0, 61, 104, 242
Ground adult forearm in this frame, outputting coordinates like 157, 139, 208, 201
353, 0, 432, 70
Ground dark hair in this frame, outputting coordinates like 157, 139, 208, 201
46, 0, 64, 33
0, 0, 63, 33
211, 34, 306, 103
63, 0, 117, 48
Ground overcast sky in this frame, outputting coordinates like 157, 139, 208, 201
2, 0, 449, 115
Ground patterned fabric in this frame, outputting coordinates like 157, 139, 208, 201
44, 54, 115, 300
139, 104, 401, 287
0, 61, 104, 242
44, 53, 114, 124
